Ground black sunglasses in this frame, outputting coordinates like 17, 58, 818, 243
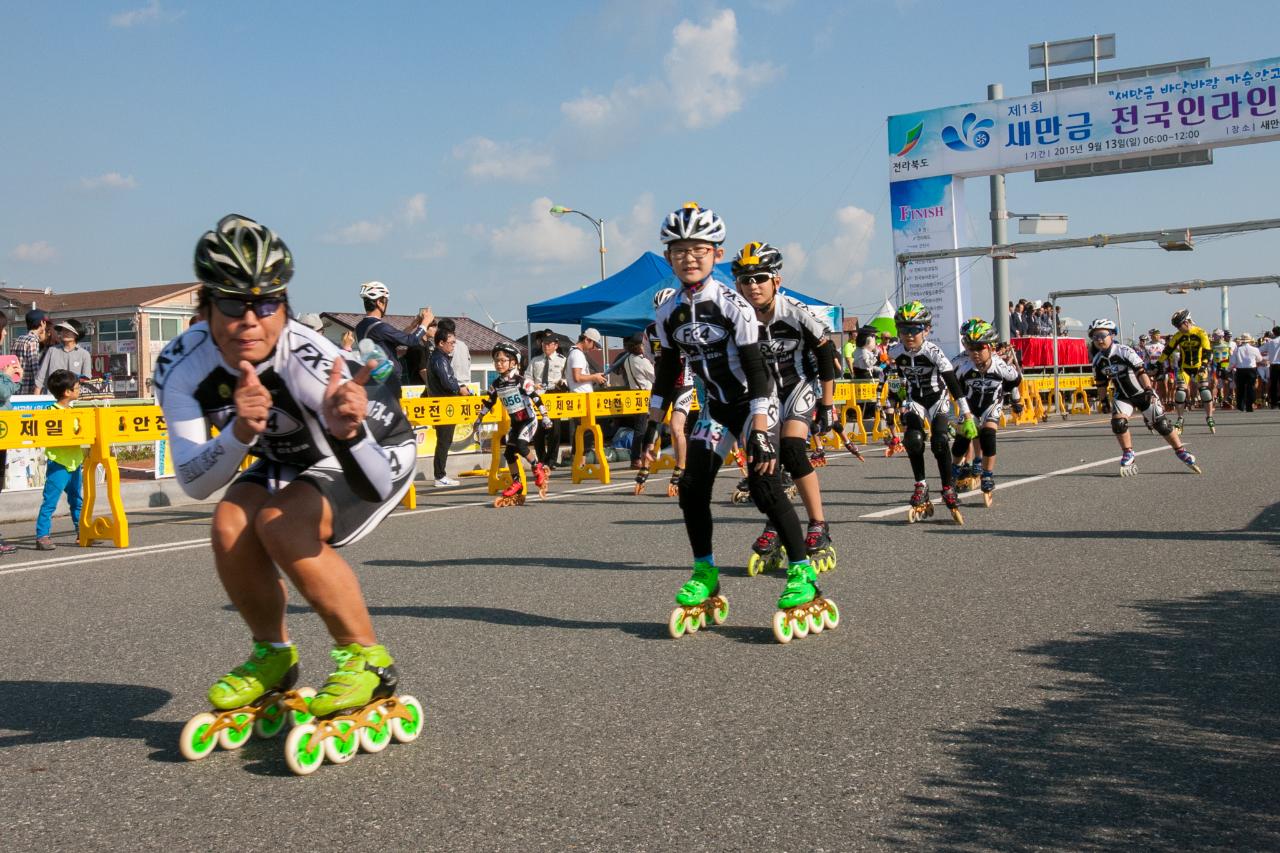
898, 324, 926, 335
212, 296, 285, 319
735, 272, 775, 286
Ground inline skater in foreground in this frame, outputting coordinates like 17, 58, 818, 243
1163, 309, 1216, 434
636, 287, 694, 496
884, 302, 974, 524
1089, 318, 1201, 476
157, 215, 423, 775
472, 342, 552, 507
732, 241, 840, 575
640, 203, 835, 644
949, 319, 1022, 507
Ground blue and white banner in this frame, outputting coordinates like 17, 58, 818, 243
889, 56, 1280, 182
890, 175, 970, 356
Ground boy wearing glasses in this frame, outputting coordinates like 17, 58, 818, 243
640, 204, 836, 644
731, 241, 840, 575
884, 301, 974, 524
156, 215, 423, 771
949, 319, 1022, 506
1089, 318, 1200, 476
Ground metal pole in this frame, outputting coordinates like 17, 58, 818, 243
1051, 297, 1062, 416
1043, 42, 1050, 91
1092, 34, 1099, 84
1221, 285, 1230, 331
596, 218, 607, 282
1112, 295, 1123, 346
988, 83, 1010, 341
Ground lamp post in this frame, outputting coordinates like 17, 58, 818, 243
1257, 312, 1277, 327
549, 204, 607, 282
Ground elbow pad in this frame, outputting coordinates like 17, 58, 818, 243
739, 343, 772, 402
651, 351, 681, 403
815, 340, 838, 383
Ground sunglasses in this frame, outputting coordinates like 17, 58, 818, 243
735, 272, 774, 286
898, 324, 926, 335
212, 296, 285, 319
1090, 331, 1112, 341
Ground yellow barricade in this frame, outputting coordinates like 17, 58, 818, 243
83, 405, 169, 547
399, 395, 491, 504
0, 409, 100, 546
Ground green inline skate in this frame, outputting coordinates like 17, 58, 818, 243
669, 560, 729, 638
771, 562, 839, 644
179, 642, 316, 762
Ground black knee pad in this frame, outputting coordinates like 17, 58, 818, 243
747, 470, 784, 516
515, 439, 531, 457
1152, 414, 1174, 436
930, 428, 950, 457
978, 426, 997, 458
1110, 417, 1128, 435
504, 443, 519, 463
951, 435, 971, 458
904, 428, 926, 457
779, 436, 813, 479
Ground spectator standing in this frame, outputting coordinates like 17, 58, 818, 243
354, 280, 432, 397
0, 319, 22, 554
426, 326, 472, 486
615, 333, 655, 469
35, 320, 91, 393
529, 331, 568, 467
35, 370, 84, 550
298, 313, 324, 333
841, 335, 857, 379
567, 328, 608, 458
1021, 301, 1036, 335
13, 309, 49, 395
1008, 301, 1025, 338
1261, 326, 1280, 409
1230, 333, 1263, 412
404, 319, 438, 389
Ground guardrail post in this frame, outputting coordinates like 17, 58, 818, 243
486, 408, 520, 494
79, 408, 128, 548
572, 396, 609, 485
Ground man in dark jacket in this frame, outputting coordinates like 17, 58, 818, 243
426, 326, 471, 486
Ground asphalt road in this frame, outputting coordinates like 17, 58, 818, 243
3, 411, 1277, 852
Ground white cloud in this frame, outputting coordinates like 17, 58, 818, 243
811, 205, 876, 285
405, 241, 448, 261
664, 9, 780, 129
779, 241, 809, 280
489, 197, 595, 265
560, 9, 779, 132
80, 171, 138, 191
321, 220, 390, 245
10, 241, 57, 263
602, 193, 658, 263
453, 137, 553, 182
402, 193, 427, 224
109, 0, 171, 27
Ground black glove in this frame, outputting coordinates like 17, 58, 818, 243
746, 428, 777, 469
815, 404, 836, 434
1011, 400, 1024, 415
1139, 387, 1155, 409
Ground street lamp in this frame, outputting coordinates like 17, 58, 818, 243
549, 204, 607, 282
1257, 312, 1277, 327
1009, 212, 1069, 235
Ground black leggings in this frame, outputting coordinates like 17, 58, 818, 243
903, 407, 953, 486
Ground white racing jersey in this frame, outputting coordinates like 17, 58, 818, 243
654, 280, 761, 406
756, 295, 831, 391
953, 351, 1021, 413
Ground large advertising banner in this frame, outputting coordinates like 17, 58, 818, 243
888, 56, 1280, 182
890, 174, 970, 355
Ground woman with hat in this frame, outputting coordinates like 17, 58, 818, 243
33, 319, 91, 395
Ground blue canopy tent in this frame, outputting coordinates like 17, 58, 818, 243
526, 252, 674, 325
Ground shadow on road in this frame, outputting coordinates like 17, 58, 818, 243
884, 589, 1280, 850
0, 681, 181, 759
362, 556, 678, 572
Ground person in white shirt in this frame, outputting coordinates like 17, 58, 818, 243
1230, 333, 1264, 412
1260, 327, 1280, 409
529, 331, 568, 467
566, 328, 608, 458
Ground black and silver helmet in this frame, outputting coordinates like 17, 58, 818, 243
194, 214, 293, 297
730, 241, 783, 278
659, 202, 726, 245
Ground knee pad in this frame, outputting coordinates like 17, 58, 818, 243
1110, 417, 1128, 435
1199, 386, 1212, 404
779, 436, 813, 479
930, 428, 950, 457
747, 470, 783, 516
1174, 387, 1187, 404
504, 443, 519, 463
978, 426, 998, 458
1152, 414, 1174, 437
903, 428, 926, 457
951, 435, 971, 458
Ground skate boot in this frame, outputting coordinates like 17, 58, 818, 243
283, 643, 424, 776
804, 520, 836, 573
1206, 416, 1216, 434
731, 476, 752, 504
1119, 449, 1137, 477
809, 445, 828, 468
781, 473, 799, 500
533, 462, 550, 499
669, 560, 728, 638
907, 481, 934, 523
667, 467, 683, 498
179, 642, 316, 762
970, 458, 984, 485
941, 485, 963, 525
1174, 416, 1184, 433
884, 435, 905, 457
980, 469, 995, 507
493, 479, 526, 508
952, 462, 970, 491
633, 465, 649, 495
747, 524, 787, 576
771, 561, 839, 644
1175, 446, 1201, 474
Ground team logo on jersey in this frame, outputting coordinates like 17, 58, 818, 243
758, 338, 800, 358
218, 383, 232, 399
264, 408, 303, 435
673, 323, 728, 347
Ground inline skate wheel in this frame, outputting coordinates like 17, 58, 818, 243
323, 720, 359, 764
746, 553, 765, 577
668, 608, 687, 638
390, 695, 425, 743
633, 482, 646, 495
950, 508, 964, 525
667, 484, 679, 498
254, 699, 289, 739
217, 711, 254, 750
791, 615, 809, 639
982, 492, 993, 508
711, 596, 729, 625
284, 724, 325, 776
771, 610, 794, 644
686, 611, 700, 633
179, 712, 219, 761
807, 611, 824, 634
289, 687, 316, 726
359, 706, 393, 754
824, 600, 840, 629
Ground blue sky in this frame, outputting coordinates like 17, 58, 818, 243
3, 0, 1279, 337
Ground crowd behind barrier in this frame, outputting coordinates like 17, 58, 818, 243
0, 377, 1101, 549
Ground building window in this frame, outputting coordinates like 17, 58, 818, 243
98, 318, 135, 342
149, 317, 182, 343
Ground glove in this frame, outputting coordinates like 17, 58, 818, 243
959, 417, 978, 440
746, 428, 777, 469
642, 420, 661, 450
541, 416, 553, 430
1140, 388, 1155, 408
815, 404, 836, 434
1011, 400, 1024, 415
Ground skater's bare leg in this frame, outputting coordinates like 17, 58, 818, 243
211, 483, 289, 644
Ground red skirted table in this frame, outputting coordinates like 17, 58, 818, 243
1010, 336, 1090, 368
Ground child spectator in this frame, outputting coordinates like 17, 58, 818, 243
35, 369, 84, 550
